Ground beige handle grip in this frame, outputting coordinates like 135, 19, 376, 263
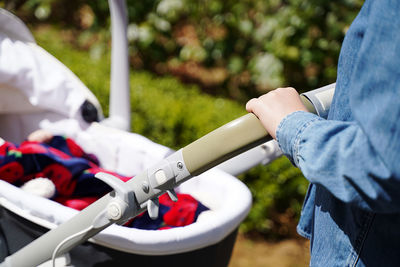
182, 113, 271, 175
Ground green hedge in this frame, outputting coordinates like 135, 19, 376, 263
35, 26, 308, 238
9, 0, 363, 102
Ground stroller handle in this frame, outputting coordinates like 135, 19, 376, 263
182, 113, 271, 176
182, 83, 335, 176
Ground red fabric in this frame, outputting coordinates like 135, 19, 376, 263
162, 194, 198, 227
56, 196, 98, 210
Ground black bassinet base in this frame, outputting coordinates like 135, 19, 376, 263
0, 207, 237, 267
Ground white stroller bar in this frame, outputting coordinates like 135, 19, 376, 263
101, 0, 131, 131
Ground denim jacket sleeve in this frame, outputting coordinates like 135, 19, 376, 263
276, 1, 400, 214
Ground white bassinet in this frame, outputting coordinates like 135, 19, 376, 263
0, 7, 252, 267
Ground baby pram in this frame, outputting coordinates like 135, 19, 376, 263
0, 1, 335, 266
0, 5, 254, 267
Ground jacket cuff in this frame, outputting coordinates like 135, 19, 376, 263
276, 111, 323, 167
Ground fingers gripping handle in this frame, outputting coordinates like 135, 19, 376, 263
181, 83, 336, 176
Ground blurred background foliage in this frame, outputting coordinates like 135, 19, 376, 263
2, 0, 363, 238
4, 0, 363, 101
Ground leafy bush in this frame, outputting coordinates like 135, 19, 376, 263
34, 26, 308, 238
8, 0, 363, 102
240, 160, 308, 238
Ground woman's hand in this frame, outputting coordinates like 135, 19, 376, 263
246, 87, 308, 139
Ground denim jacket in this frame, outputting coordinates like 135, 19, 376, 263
276, 1, 400, 266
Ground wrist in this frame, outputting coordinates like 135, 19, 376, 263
276, 111, 321, 166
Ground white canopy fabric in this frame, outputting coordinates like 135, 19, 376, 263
0, 9, 102, 143
0, 8, 35, 43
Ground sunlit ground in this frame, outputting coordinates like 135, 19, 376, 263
229, 233, 310, 267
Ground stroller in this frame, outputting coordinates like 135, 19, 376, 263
0, 1, 334, 266
0, 4, 255, 267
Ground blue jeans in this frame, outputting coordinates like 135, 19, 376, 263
276, 0, 400, 265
